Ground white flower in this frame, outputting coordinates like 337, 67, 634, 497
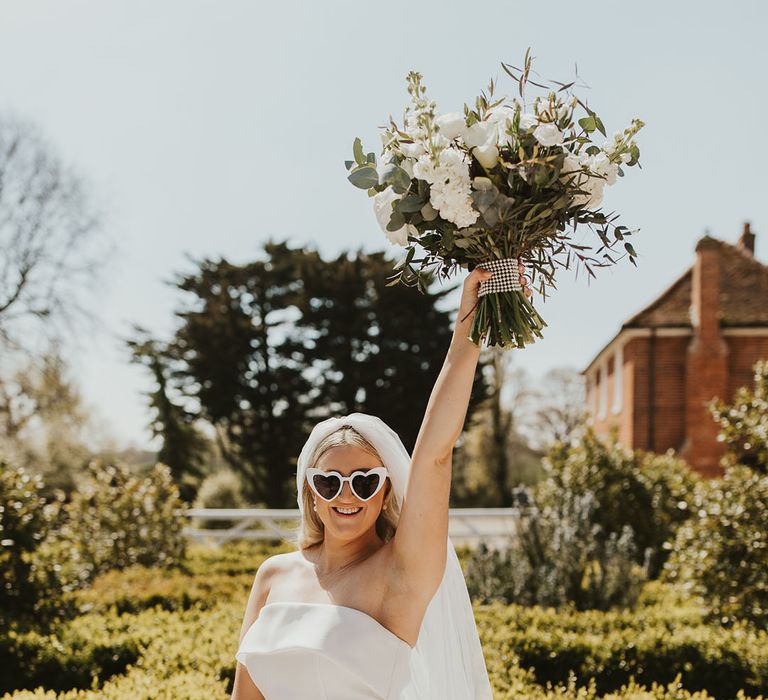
373, 187, 399, 231
518, 112, 538, 130
400, 141, 427, 159
376, 150, 395, 185
532, 122, 564, 147
485, 104, 515, 144
373, 187, 415, 245
462, 121, 497, 149
430, 132, 450, 151
589, 152, 619, 186
473, 143, 499, 169
413, 148, 479, 228
434, 112, 466, 140
620, 152, 632, 164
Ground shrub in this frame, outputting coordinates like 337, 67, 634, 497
0, 461, 73, 630
663, 464, 768, 629
708, 359, 768, 474
537, 427, 700, 578
465, 485, 649, 610
35, 460, 188, 591
192, 469, 246, 530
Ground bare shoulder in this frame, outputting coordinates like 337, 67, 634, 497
238, 553, 293, 641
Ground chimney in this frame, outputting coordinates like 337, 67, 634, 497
690, 235, 723, 342
738, 221, 755, 256
680, 234, 728, 477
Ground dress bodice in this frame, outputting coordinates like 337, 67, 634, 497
235, 601, 414, 699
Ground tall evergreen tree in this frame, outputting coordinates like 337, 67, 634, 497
134, 240, 491, 507
126, 329, 209, 503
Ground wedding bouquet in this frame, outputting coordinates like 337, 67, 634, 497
346, 48, 644, 349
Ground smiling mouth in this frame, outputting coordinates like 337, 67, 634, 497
332, 506, 363, 517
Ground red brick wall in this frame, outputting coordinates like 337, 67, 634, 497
586, 332, 767, 479
725, 336, 768, 397
624, 336, 687, 454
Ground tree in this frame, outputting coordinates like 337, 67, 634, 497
708, 359, 768, 474
0, 341, 93, 497
126, 328, 211, 503
0, 113, 111, 355
522, 366, 587, 450
130, 240, 490, 507
452, 357, 542, 506
295, 246, 487, 454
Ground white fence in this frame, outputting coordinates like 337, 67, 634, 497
179, 507, 531, 549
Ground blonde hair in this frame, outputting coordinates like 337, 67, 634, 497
292, 424, 400, 551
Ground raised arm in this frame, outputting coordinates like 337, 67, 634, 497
391, 264, 525, 599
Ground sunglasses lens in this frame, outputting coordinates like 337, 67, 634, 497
312, 473, 341, 500
352, 472, 381, 500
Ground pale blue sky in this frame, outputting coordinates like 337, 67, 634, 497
1, 0, 765, 451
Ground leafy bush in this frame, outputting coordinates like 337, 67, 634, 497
35, 460, 188, 591
0, 461, 73, 630
475, 598, 768, 698
537, 427, 700, 578
192, 469, 246, 530
708, 359, 768, 474
663, 464, 768, 629
465, 485, 649, 610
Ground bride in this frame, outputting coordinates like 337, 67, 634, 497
232, 264, 530, 699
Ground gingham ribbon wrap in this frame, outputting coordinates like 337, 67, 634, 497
477, 258, 523, 297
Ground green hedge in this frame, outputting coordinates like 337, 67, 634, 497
2, 544, 766, 700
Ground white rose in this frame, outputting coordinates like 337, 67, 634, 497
373, 187, 399, 231
434, 112, 466, 140
518, 112, 538, 130
400, 141, 427, 159
620, 152, 632, 164
533, 122, 564, 147
462, 121, 497, 148
373, 188, 417, 246
473, 143, 499, 169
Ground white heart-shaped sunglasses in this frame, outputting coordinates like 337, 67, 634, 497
305, 466, 389, 502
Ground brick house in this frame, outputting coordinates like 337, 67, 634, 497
582, 223, 768, 478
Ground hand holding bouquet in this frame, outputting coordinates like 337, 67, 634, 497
346, 48, 644, 349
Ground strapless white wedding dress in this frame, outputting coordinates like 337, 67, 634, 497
235, 601, 415, 699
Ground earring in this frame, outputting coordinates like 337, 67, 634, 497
383, 504, 388, 511
313, 501, 317, 511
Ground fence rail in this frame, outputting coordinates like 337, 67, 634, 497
179, 507, 531, 549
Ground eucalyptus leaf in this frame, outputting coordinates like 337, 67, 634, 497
420, 202, 438, 221
344, 160, 355, 171
353, 137, 365, 166
398, 193, 425, 213
387, 208, 406, 232
348, 166, 379, 189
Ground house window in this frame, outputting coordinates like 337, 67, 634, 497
598, 360, 608, 419
612, 343, 623, 414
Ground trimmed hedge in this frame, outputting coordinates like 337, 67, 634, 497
2, 543, 766, 699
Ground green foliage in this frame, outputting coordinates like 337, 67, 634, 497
708, 359, 768, 474
663, 465, 768, 629
136, 240, 489, 507
126, 329, 211, 504
537, 427, 700, 578
466, 487, 649, 610
2, 542, 766, 699
475, 598, 768, 698
0, 461, 71, 630
36, 461, 188, 592
192, 469, 246, 530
